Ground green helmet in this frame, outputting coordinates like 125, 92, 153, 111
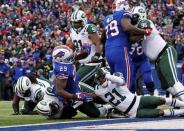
94, 68, 110, 84
71, 10, 87, 32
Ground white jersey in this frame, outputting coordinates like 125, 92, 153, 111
95, 74, 141, 117
17, 83, 43, 103
17, 78, 52, 103
141, 20, 167, 61
70, 24, 96, 64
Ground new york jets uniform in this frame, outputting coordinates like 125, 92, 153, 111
70, 23, 101, 90
137, 19, 184, 101
95, 74, 141, 117
95, 74, 166, 118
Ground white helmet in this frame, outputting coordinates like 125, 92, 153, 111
14, 76, 32, 97
36, 97, 63, 117
71, 10, 87, 32
114, 0, 130, 11
52, 45, 74, 63
131, 6, 147, 20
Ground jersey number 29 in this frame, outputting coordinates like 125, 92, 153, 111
105, 20, 119, 39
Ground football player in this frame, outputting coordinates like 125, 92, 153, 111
89, 68, 184, 118
129, 42, 155, 95
12, 75, 51, 115
102, 0, 152, 89
52, 45, 109, 118
66, 9, 102, 90
12, 75, 64, 119
130, 6, 184, 101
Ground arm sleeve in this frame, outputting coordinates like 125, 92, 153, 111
123, 11, 132, 19
105, 74, 125, 85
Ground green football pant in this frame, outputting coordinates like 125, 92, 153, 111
77, 102, 100, 118
136, 96, 161, 118
77, 63, 101, 92
155, 45, 178, 90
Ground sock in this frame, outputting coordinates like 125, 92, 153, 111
163, 109, 184, 116
167, 82, 184, 101
165, 98, 184, 107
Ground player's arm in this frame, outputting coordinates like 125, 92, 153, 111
121, 17, 149, 35
66, 37, 88, 61
106, 74, 125, 86
101, 29, 106, 46
88, 24, 102, 55
55, 77, 77, 100
129, 34, 144, 43
88, 92, 107, 104
12, 94, 21, 115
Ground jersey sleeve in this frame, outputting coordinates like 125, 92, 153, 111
53, 61, 75, 80
106, 74, 125, 86
123, 11, 132, 19
86, 24, 97, 34
137, 19, 152, 29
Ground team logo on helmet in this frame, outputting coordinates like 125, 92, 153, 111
138, 8, 145, 13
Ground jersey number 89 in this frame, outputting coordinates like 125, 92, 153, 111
105, 20, 119, 39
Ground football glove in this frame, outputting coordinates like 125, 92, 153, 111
145, 28, 152, 36
76, 92, 93, 102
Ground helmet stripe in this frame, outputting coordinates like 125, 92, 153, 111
19, 77, 23, 92
75, 10, 79, 20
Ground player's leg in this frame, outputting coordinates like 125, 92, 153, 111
129, 62, 137, 93
138, 96, 163, 109
137, 96, 184, 117
77, 102, 107, 118
77, 63, 101, 87
156, 46, 184, 101
140, 95, 184, 108
113, 47, 132, 89
137, 108, 184, 118
141, 60, 155, 95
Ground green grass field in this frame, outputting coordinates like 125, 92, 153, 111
0, 101, 93, 127
0, 101, 170, 127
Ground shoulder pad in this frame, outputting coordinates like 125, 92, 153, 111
86, 24, 97, 34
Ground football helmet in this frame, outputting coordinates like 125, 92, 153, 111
131, 6, 147, 24
36, 97, 63, 117
14, 76, 32, 97
71, 10, 87, 32
114, 0, 130, 11
52, 45, 74, 63
94, 67, 110, 87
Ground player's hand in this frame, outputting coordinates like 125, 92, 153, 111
91, 52, 101, 63
76, 92, 93, 102
145, 28, 152, 36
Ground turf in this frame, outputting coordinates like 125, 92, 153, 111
0, 101, 92, 126
0, 101, 170, 127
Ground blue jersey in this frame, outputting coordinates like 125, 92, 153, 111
104, 11, 131, 49
53, 61, 79, 97
129, 43, 147, 63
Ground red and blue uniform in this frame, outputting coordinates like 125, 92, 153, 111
104, 10, 132, 88
52, 61, 79, 102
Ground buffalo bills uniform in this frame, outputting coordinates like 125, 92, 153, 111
52, 61, 79, 101
130, 43, 155, 94
104, 10, 132, 88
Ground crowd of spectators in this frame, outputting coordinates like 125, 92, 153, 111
0, 0, 183, 100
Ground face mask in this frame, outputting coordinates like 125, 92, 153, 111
101, 79, 108, 88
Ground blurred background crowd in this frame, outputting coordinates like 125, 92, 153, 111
0, 0, 183, 100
